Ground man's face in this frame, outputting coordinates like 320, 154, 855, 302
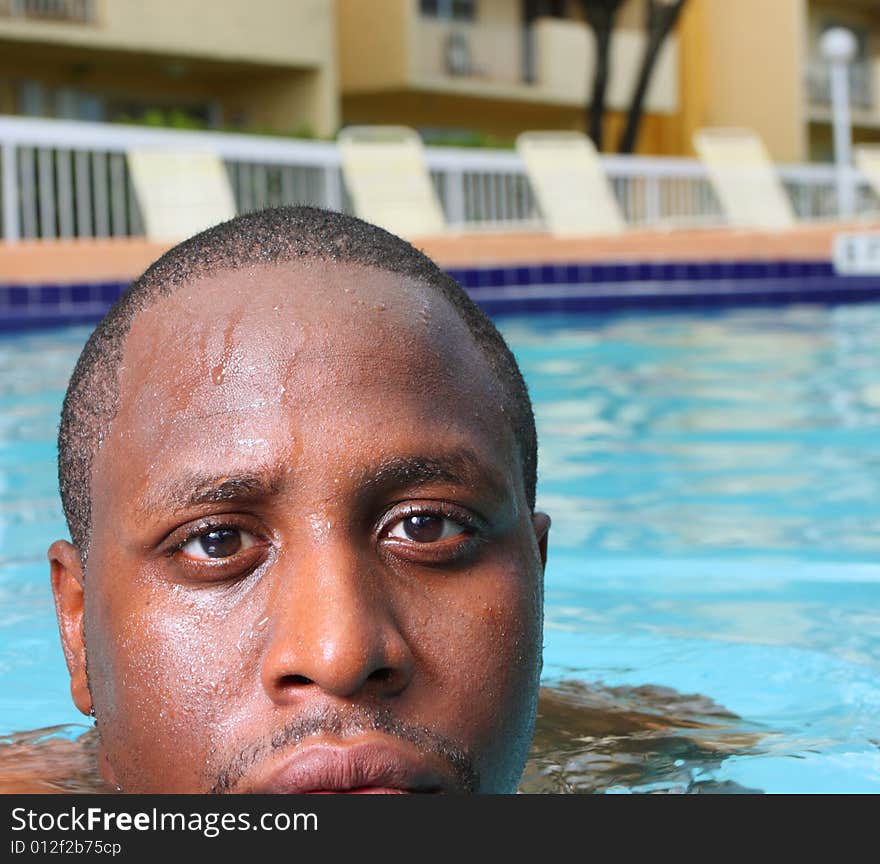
51, 261, 549, 793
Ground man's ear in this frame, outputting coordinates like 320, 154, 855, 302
48, 540, 92, 717
531, 511, 551, 570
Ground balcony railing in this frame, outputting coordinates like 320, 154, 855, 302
806, 59, 874, 110
0, 0, 96, 24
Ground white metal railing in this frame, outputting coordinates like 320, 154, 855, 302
0, 117, 342, 243
0, 115, 877, 243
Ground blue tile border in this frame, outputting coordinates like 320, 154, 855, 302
0, 281, 128, 332
3, 261, 880, 332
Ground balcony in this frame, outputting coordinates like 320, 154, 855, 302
338, 5, 677, 116
408, 15, 677, 112
0, 0, 96, 24
806, 58, 874, 109
412, 17, 525, 86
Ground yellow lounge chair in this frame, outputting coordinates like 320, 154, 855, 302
337, 126, 446, 239
127, 149, 237, 243
693, 128, 795, 229
515, 131, 625, 237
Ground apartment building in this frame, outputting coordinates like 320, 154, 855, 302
0, 0, 338, 135
2, 0, 879, 162
338, 0, 880, 161
336, 0, 682, 152
0, 0, 682, 152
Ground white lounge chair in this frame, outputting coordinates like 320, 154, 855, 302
693, 128, 795, 229
516, 131, 625, 237
854, 145, 880, 212
337, 126, 446, 239
127, 149, 237, 242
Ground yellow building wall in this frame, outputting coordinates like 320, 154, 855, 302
562, 0, 643, 30
616, 0, 647, 30
225, 70, 333, 137
340, 90, 582, 140
477, 0, 520, 28
0, 0, 333, 67
0, 46, 238, 105
680, 0, 808, 162
336, 0, 410, 91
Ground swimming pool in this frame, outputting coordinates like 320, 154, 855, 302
2, 304, 879, 793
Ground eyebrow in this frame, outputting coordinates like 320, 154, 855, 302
367, 454, 488, 490
137, 450, 508, 517
138, 472, 283, 516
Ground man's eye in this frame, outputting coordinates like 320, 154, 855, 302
179, 527, 257, 560
387, 514, 466, 544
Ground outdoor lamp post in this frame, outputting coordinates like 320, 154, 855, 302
820, 27, 858, 219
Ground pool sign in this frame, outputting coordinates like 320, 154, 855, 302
833, 232, 880, 274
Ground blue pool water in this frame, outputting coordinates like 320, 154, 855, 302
2, 304, 879, 792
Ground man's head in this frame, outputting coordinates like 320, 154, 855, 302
49, 206, 550, 793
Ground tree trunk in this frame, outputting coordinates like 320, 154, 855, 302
579, 0, 624, 152
590, 28, 613, 149
618, 0, 687, 155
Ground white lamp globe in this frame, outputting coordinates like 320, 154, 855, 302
820, 27, 858, 64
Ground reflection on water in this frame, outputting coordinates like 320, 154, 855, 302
0, 725, 102, 794
522, 681, 764, 793
0, 682, 762, 794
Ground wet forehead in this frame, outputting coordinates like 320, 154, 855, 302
94, 261, 518, 513
116, 260, 498, 422
127, 261, 447, 370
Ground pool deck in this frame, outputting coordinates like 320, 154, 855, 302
0, 223, 859, 284
420, 223, 853, 265
2, 222, 880, 328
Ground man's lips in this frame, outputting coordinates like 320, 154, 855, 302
246, 740, 449, 794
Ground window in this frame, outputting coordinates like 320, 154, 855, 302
419, 0, 476, 22
0, 0, 96, 24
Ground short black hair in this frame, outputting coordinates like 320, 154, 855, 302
58, 206, 537, 560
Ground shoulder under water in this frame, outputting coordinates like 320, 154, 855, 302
0, 681, 763, 794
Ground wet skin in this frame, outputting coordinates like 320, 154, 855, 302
49, 261, 551, 793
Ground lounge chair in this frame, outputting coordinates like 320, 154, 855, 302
515, 131, 625, 236
337, 126, 446, 239
854, 145, 880, 214
693, 128, 795, 229
126, 149, 237, 242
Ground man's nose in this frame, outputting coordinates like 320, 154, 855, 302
259, 541, 414, 705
